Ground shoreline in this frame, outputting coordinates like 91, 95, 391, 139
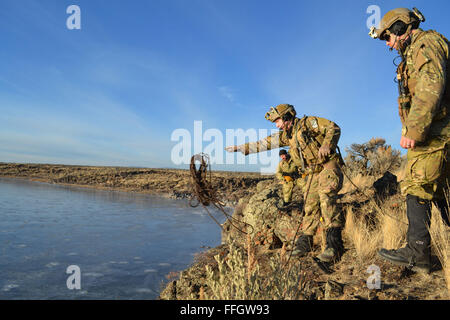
0, 163, 271, 205
0, 174, 178, 199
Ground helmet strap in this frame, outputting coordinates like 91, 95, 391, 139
389, 35, 398, 52
397, 25, 413, 57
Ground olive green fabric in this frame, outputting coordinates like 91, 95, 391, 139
241, 116, 341, 168
397, 29, 450, 142
395, 28, 450, 200
276, 157, 306, 202
401, 138, 449, 200
237, 113, 343, 239
275, 157, 298, 181
301, 167, 344, 236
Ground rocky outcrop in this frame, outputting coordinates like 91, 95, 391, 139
222, 179, 304, 250
159, 179, 310, 300
159, 175, 449, 301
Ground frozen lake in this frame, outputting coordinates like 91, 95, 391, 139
0, 177, 225, 299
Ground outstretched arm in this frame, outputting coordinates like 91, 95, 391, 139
225, 132, 285, 155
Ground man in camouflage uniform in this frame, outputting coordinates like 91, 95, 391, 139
370, 8, 450, 273
226, 104, 345, 263
276, 149, 307, 206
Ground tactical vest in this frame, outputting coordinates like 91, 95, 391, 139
285, 117, 336, 171
397, 30, 450, 128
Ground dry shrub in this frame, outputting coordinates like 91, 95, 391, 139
430, 202, 450, 291
344, 137, 402, 178
204, 242, 306, 300
367, 144, 403, 177
340, 137, 403, 199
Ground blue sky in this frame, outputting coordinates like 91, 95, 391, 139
1, 0, 449, 171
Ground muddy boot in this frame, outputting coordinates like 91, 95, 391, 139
378, 195, 431, 274
316, 227, 344, 263
291, 234, 313, 257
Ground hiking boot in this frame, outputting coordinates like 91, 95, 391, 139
291, 234, 313, 257
316, 227, 344, 263
378, 195, 432, 274
378, 246, 431, 274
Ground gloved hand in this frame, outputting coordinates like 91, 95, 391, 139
318, 144, 331, 161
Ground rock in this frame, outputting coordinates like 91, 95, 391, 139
221, 179, 305, 250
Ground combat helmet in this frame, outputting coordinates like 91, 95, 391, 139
369, 7, 425, 40
265, 104, 296, 122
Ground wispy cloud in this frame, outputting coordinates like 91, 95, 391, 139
218, 85, 236, 103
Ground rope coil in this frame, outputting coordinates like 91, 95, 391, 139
189, 153, 253, 235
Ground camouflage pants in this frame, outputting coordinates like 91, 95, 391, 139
281, 178, 307, 202
301, 166, 343, 236
401, 139, 449, 201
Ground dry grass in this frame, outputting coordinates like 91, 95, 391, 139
204, 240, 306, 300
343, 187, 449, 294
343, 193, 408, 263
343, 207, 381, 262
430, 203, 450, 291
379, 202, 408, 250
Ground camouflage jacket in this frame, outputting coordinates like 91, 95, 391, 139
397, 29, 450, 143
240, 116, 341, 170
275, 157, 299, 181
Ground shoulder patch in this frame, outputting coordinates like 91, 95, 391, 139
414, 47, 430, 71
310, 118, 318, 129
